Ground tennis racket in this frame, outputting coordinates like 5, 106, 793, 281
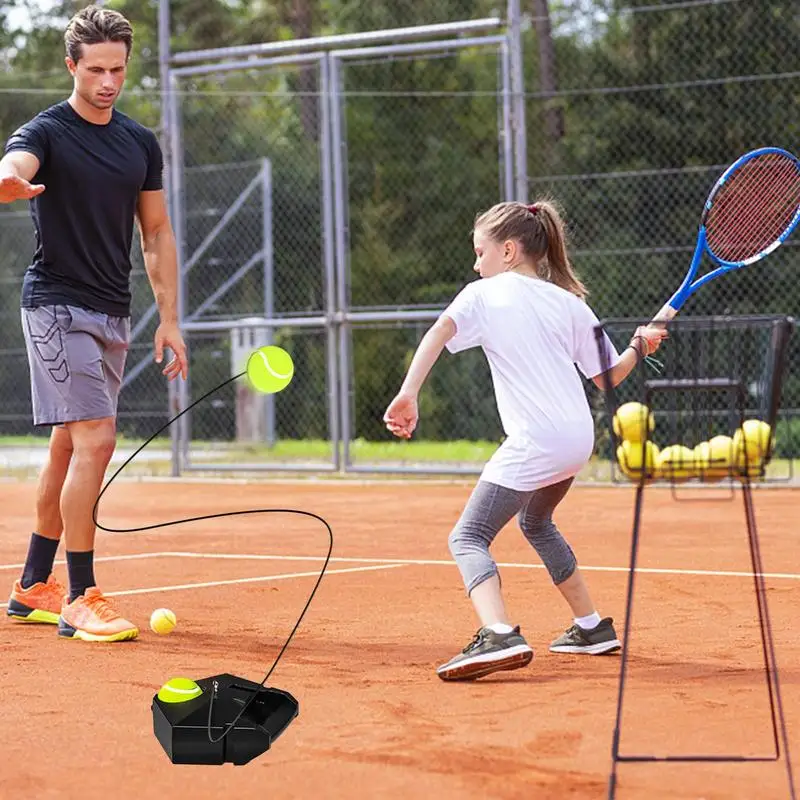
654, 146, 800, 323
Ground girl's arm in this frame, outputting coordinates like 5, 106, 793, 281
384, 316, 456, 439
592, 325, 667, 390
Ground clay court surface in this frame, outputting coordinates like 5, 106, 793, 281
0, 479, 797, 799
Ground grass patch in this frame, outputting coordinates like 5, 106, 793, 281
1, 436, 795, 483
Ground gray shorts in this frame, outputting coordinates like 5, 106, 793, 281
21, 304, 130, 427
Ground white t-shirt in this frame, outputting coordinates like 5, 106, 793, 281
443, 271, 620, 492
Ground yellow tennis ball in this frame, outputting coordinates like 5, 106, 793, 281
733, 419, 772, 464
706, 435, 735, 477
150, 607, 177, 635
616, 439, 659, 482
246, 345, 294, 394
657, 444, 696, 483
613, 402, 654, 443
693, 441, 711, 474
157, 677, 202, 704
693, 441, 724, 482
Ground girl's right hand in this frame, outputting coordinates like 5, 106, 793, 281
632, 324, 669, 356
383, 392, 419, 439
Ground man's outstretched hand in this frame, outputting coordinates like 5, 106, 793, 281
0, 174, 45, 203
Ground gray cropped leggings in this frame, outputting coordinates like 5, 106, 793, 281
448, 478, 577, 595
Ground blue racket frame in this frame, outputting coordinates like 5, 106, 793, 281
665, 146, 800, 316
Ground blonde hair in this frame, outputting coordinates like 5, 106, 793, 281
64, 5, 133, 63
474, 199, 587, 299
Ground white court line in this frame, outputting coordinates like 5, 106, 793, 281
0, 563, 404, 609
0, 552, 177, 571
2, 550, 798, 582
154, 551, 800, 582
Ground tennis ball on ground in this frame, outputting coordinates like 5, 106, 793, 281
657, 444, 696, 483
733, 419, 772, 465
616, 439, 660, 482
150, 608, 177, 635
157, 677, 202, 704
246, 345, 294, 394
613, 402, 655, 443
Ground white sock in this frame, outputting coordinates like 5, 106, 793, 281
574, 612, 601, 630
487, 622, 514, 634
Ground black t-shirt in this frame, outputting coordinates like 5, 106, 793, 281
5, 100, 163, 317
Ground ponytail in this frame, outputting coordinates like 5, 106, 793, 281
534, 200, 587, 300
474, 199, 588, 299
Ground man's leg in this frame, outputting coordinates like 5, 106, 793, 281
14, 428, 72, 590
57, 415, 138, 642
8, 308, 75, 623
16, 426, 73, 590
35, 425, 73, 537
60, 417, 116, 597
7, 427, 73, 622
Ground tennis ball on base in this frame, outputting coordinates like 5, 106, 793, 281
150, 608, 177, 635
657, 444, 696, 483
157, 677, 202, 704
613, 402, 655, 443
246, 345, 294, 394
616, 439, 660, 482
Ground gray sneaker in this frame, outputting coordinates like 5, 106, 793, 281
436, 626, 534, 681
549, 617, 622, 655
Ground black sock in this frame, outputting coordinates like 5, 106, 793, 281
21, 532, 60, 589
66, 550, 96, 602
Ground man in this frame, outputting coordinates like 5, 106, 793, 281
1, 5, 187, 642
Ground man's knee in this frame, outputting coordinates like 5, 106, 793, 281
66, 418, 117, 463
47, 425, 74, 466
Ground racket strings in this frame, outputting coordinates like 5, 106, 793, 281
731, 158, 798, 253
709, 157, 797, 260
705, 153, 800, 262
722, 156, 798, 242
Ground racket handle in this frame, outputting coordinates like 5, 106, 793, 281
652, 303, 678, 325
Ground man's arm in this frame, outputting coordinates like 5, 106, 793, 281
136, 189, 188, 380
136, 189, 177, 323
0, 151, 44, 203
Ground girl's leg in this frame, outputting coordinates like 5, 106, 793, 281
517, 478, 589, 614
448, 480, 530, 627
438, 480, 535, 681
518, 478, 621, 654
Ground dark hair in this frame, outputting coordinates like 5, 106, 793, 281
474, 199, 587, 299
64, 5, 134, 63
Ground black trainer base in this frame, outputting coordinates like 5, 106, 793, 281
152, 673, 298, 765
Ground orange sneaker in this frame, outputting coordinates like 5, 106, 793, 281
7, 575, 65, 624
58, 587, 139, 642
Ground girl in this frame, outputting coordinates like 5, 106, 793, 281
383, 199, 666, 681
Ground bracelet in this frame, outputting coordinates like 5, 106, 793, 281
628, 335, 649, 359
626, 345, 643, 363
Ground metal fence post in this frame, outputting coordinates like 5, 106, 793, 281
320, 53, 342, 472
508, 0, 528, 203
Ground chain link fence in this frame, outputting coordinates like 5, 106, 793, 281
1, 1, 797, 479
520, 0, 799, 477
171, 60, 335, 470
